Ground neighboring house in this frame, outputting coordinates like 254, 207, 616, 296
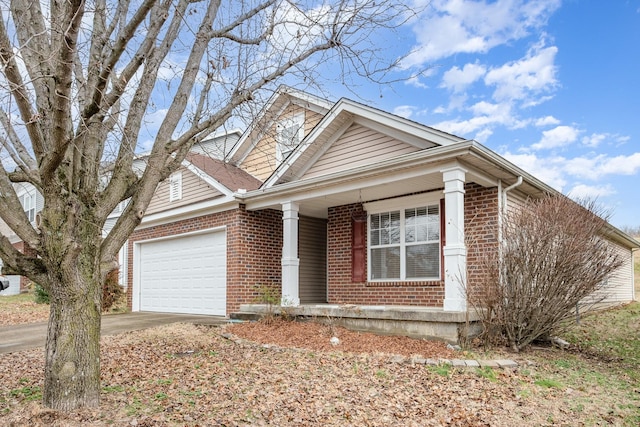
0, 182, 43, 294
124, 86, 638, 322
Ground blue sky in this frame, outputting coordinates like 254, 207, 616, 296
326, 0, 640, 228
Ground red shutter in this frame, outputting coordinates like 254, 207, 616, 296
440, 198, 446, 279
351, 215, 366, 282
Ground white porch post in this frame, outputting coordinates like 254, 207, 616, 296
441, 166, 468, 311
281, 201, 300, 306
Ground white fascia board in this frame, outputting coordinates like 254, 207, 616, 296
340, 99, 464, 146
226, 89, 289, 163
242, 144, 476, 210
137, 196, 237, 229
263, 101, 354, 188
227, 86, 333, 165
235, 100, 290, 166
288, 92, 333, 114
263, 98, 466, 188
181, 160, 234, 196
244, 141, 547, 210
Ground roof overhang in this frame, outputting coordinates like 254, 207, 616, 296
239, 141, 538, 213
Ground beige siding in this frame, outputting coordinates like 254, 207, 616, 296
504, 192, 635, 305
597, 242, 635, 304
301, 123, 419, 180
240, 106, 323, 181
299, 216, 327, 303
0, 218, 14, 239
145, 168, 223, 215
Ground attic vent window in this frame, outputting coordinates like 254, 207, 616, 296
169, 172, 182, 202
276, 113, 304, 165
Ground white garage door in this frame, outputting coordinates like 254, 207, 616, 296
138, 230, 226, 315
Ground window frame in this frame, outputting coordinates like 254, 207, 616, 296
364, 194, 442, 282
20, 192, 36, 223
275, 112, 305, 164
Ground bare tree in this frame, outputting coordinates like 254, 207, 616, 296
0, 0, 413, 410
474, 195, 624, 352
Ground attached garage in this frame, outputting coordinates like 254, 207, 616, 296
134, 229, 227, 315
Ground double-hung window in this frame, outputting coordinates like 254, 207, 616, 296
20, 192, 36, 223
367, 195, 441, 281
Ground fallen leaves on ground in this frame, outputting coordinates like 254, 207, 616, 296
0, 297, 49, 325
228, 319, 459, 359
1, 321, 636, 426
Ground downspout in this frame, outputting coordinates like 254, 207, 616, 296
498, 176, 523, 287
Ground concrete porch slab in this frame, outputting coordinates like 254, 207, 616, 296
234, 303, 484, 344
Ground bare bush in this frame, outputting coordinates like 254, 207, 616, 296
475, 195, 624, 352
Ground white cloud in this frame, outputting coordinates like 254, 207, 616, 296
440, 62, 486, 92
581, 132, 631, 148
596, 152, 640, 176
562, 152, 640, 180
404, 0, 561, 66
581, 133, 607, 148
568, 183, 616, 199
534, 115, 560, 127
501, 151, 567, 191
484, 42, 558, 103
433, 94, 468, 114
393, 105, 417, 119
474, 128, 493, 143
531, 125, 580, 150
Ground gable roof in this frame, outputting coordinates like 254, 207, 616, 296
184, 153, 262, 194
263, 97, 466, 187
226, 86, 334, 166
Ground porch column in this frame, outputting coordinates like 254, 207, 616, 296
441, 166, 468, 311
281, 201, 300, 306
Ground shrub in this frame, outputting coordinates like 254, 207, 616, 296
34, 283, 50, 304
102, 270, 123, 312
474, 195, 624, 351
33, 270, 124, 312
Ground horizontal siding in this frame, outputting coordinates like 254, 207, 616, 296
241, 106, 322, 181
302, 123, 418, 179
145, 168, 223, 215
598, 242, 634, 304
299, 216, 327, 303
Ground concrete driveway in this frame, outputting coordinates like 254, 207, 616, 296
0, 312, 227, 354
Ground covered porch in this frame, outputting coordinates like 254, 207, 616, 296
235, 142, 532, 342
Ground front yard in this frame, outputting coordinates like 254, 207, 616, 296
0, 293, 639, 426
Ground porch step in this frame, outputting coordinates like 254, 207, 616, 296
229, 311, 263, 321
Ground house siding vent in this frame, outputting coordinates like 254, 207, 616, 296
169, 172, 183, 202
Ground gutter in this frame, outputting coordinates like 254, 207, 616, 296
497, 177, 523, 288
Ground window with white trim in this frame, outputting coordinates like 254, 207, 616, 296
169, 172, 182, 202
20, 192, 36, 223
368, 202, 440, 281
276, 113, 304, 164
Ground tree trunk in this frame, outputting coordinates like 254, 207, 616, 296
42, 231, 103, 410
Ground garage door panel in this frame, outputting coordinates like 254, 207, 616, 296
138, 230, 226, 315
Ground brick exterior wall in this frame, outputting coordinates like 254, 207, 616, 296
11, 241, 36, 292
327, 203, 445, 307
464, 183, 499, 300
326, 185, 499, 308
126, 205, 282, 314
